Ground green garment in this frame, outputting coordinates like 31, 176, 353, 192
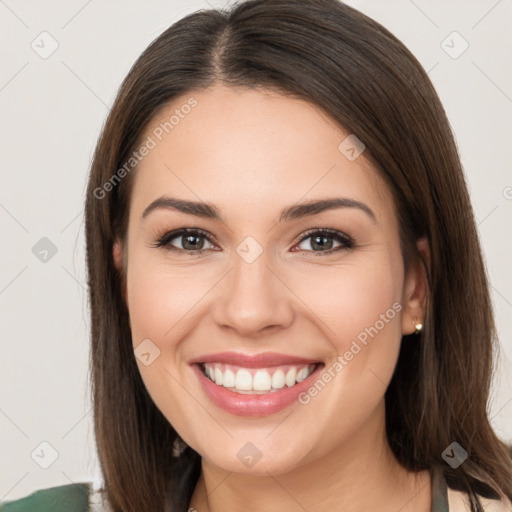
0, 483, 91, 512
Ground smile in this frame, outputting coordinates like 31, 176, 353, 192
189, 352, 325, 416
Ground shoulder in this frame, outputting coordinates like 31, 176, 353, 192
447, 486, 512, 512
0, 482, 101, 512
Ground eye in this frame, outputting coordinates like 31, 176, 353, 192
292, 228, 354, 254
153, 228, 217, 253
152, 227, 354, 256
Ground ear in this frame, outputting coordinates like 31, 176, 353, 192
113, 239, 127, 301
401, 237, 430, 335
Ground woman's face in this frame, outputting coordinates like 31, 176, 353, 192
115, 84, 425, 475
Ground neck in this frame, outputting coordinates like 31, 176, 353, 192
188, 402, 431, 512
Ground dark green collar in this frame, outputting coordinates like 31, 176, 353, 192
432, 465, 449, 512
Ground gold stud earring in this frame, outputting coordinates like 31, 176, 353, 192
412, 317, 423, 334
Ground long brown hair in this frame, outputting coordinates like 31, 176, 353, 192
84, 1, 512, 510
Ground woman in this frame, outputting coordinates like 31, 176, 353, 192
2, 1, 511, 511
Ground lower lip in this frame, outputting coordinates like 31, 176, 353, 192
191, 363, 324, 417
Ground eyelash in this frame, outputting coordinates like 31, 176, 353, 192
152, 228, 354, 257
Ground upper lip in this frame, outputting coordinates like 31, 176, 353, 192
189, 351, 322, 368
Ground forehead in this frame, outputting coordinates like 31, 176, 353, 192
129, 84, 394, 223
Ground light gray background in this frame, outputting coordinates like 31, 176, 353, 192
1, 0, 511, 501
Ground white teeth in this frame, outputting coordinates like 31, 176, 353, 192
235, 369, 252, 390
296, 367, 309, 382
271, 369, 286, 389
214, 367, 223, 386
222, 368, 235, 388
202, 363, 317, 393
285, 368, 297, 387
253, 370, 272, 391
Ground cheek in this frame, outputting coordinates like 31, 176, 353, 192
288, 256, 404, 445
291, 254, 404, 406
126, 259, 210, 348
125, 258, 212, 434
288, 254, 403, 349
124, 252, 196, 376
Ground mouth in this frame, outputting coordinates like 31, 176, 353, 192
189, 353, 325, 416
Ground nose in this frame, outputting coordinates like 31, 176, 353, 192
211, 252, 295, 337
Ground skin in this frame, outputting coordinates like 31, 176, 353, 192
114, 84, 431, 512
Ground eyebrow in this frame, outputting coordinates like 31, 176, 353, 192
142, 196, 376, 223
